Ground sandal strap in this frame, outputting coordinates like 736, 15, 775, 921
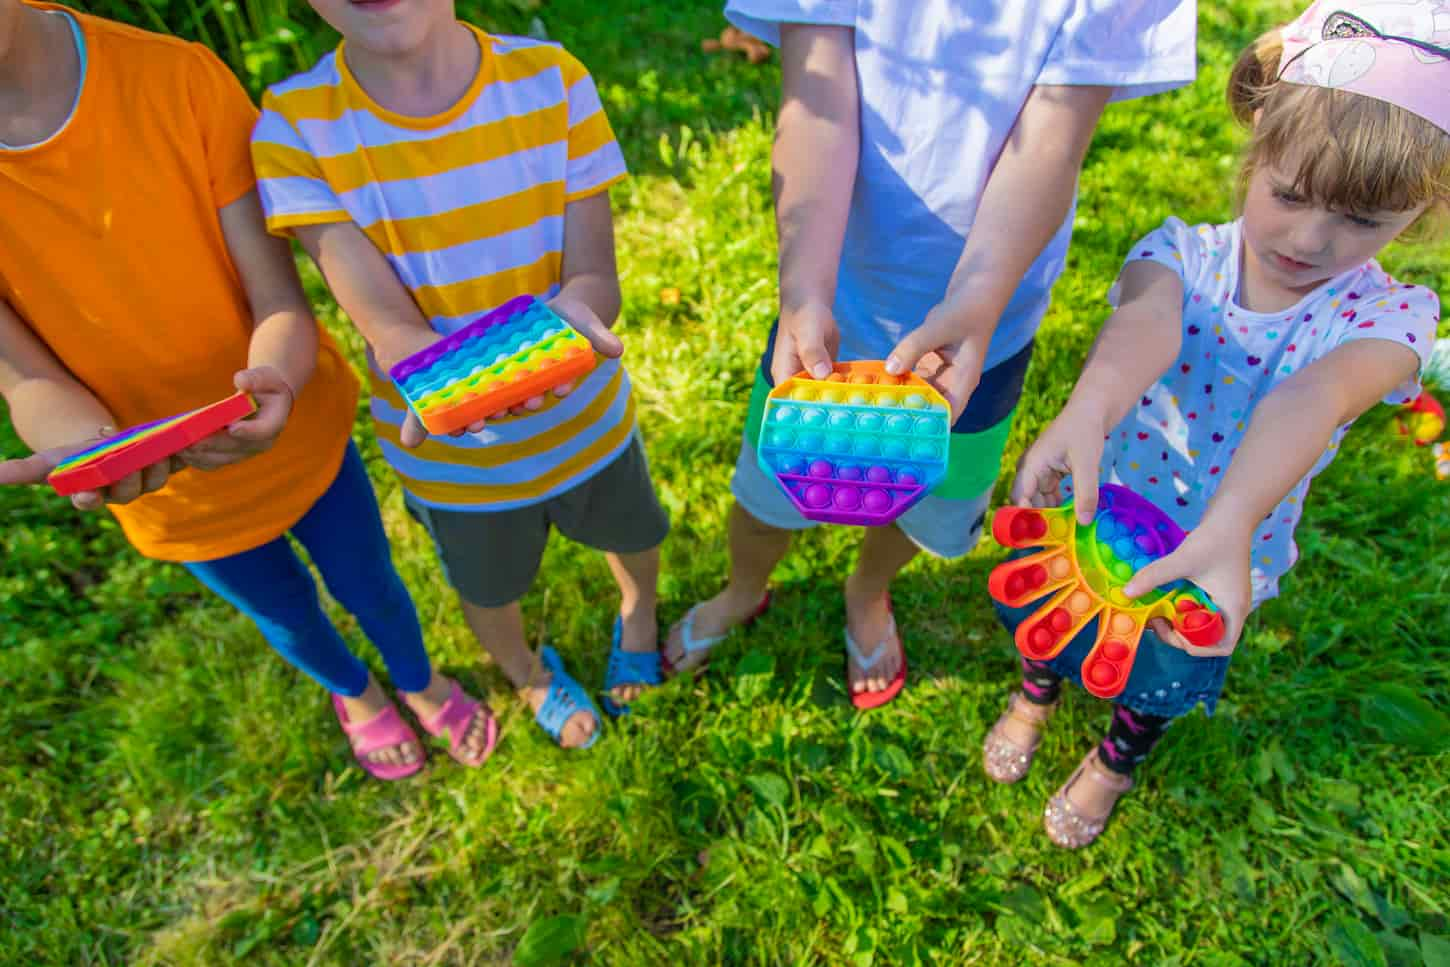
536, 646, 601, 747
605, 617, 662, 689
1057, 752, 1134, 822
418, 681, 481, 754
1006, 692, 1058, 727
332, 696, 417, 757
844, 615, 898, 672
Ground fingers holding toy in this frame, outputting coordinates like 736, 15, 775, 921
548, 293, 623, 360
179, 368, 292, 469
1012, 413, 1107, 524
1124, 530, 1250, 656
0, 430, 171, 509
884, 302, 990, 421
773, 301, 840, 384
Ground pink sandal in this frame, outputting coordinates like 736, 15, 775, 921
416, 680, 498, 768
332, 694, 426, 781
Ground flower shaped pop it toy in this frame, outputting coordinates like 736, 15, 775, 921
987, 484, 1225, 699
389, 295, 597, 435
758, 362, 951, 526
48, 391, 257, 496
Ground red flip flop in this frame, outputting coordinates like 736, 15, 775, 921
845, 593, 907, 710
661, 591, 772, 678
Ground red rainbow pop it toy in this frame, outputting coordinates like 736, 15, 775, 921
987, 485, 1225, 699
47, 392, 257, 497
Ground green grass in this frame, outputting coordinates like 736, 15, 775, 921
5, 1, 1450, 963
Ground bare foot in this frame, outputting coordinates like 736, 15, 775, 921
842, 581, 902, 697
400, 673, 495, 763
662, 586, 767, 676
337, 677, 423, 769
610, 609, 660, 706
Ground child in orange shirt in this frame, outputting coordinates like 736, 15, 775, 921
0, 0, 494, 780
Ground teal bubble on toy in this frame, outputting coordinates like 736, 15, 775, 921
885, 414, 913, 434
911, 441, 940, 461
829, 410, 856, 428
858, 412, 884, 431
824, 433, 852, 454
882, 439, 909, 460
801, 408, 827, 427
774, 405, 799, 424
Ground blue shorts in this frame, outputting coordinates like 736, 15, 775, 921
994, 554, 1230, 718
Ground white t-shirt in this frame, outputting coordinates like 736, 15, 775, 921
725, 0, 1196, 370
1098, 217, 1439, 605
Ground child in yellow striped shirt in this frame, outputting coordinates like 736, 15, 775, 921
251, 0, 668, 747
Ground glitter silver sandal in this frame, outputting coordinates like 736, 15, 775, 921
1044, 748, 1133, 849
982, 692, 1057, 784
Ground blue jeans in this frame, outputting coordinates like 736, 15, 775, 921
184, 443, 431, 697
994, 553, 1230, 718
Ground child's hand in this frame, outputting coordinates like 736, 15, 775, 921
772, 300, 840, 384
1011, 406, 1110, 525
178, 367, 294, 471
884, 299, 993, 420
1122, 524, 1252, 657
0, 431, 181, 511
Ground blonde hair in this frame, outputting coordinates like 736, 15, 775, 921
1228, 29, 1450, 232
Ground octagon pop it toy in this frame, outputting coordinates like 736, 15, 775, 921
758, 362, 951, 526
47, 391, 257, 497
987, 484, 1225, 700
389, 295, 597, 435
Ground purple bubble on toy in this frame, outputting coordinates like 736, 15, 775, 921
866, 465, 893, 483
808, 459, 834, 478
834, 487, 862, 511
804, 484, 832, 508
897, 469, 920, 486
838, 464, 864, 481
863, 489, 892, 512
779, 457, 807, 475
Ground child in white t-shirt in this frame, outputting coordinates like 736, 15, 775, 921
664, 0, 1196, 709
988, 0, 1449, 848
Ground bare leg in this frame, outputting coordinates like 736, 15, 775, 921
842, 523, 918, 695
604, 545, 661, 704
662, 502, 790, 673
459, 599, 595, 749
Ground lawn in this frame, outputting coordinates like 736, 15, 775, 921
3, 1, 1449, 964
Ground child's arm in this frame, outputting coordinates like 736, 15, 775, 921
886, 84, 1113, 415
1124, 339, 1422, 653
0, 299, 178, 509
769, 23, 859, 384
1012, 260, 1184, 523
293, 220, 471, 448
178, 190, 316, 470
546, 191, 625, 395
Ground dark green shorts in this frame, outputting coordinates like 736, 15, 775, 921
406, 434, 669, 608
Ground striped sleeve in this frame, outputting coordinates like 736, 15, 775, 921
560, 52, 626, 202
250, 90, 350, 236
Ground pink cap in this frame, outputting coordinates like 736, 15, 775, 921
1278, 1, 1450, 135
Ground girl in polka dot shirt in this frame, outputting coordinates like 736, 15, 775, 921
982, 0, 1450, 848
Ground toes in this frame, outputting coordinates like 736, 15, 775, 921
564, 710, 596, 748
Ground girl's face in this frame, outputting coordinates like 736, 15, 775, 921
1240, 155, 1425, 299
307, 0, 455, 58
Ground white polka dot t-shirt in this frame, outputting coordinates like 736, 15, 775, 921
1099, 217, 1440, 606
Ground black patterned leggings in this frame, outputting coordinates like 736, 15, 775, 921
1020, 657, 1171, 776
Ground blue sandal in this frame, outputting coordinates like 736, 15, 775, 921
601, 616, 662, 717
536, 645, 601, 749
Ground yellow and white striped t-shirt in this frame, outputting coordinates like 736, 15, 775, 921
251, 27, 634, 511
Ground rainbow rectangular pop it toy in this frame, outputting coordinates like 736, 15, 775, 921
987, 484, 1224, 699
388, 295, 597, 435
758, 362, 951, 526
47, 391, 257, 497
